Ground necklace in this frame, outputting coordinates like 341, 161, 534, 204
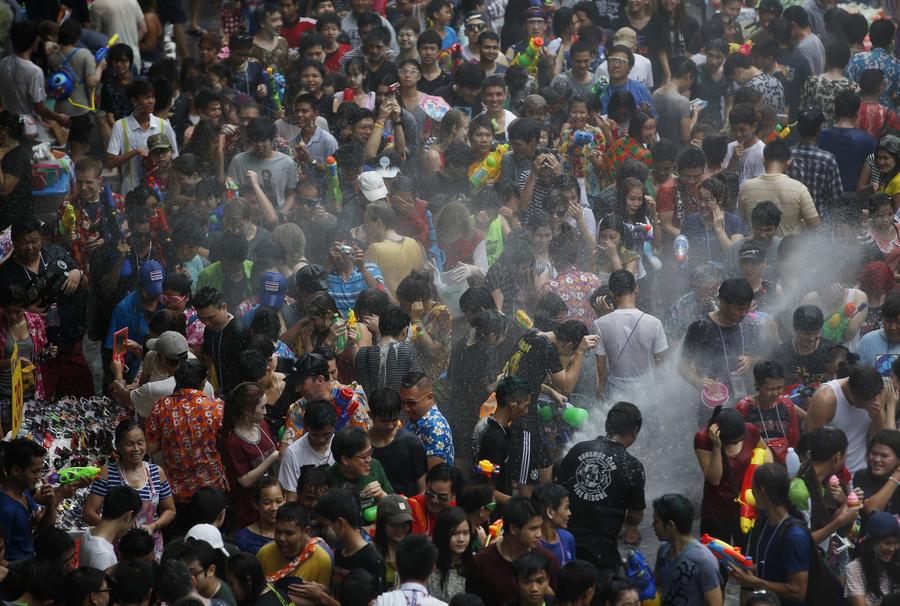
758, 516, 789, 579
235, 424, 260, 443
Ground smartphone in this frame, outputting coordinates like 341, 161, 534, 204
690, 98, 708, 111
387, 82, 400, 100
113, 327, 128, 363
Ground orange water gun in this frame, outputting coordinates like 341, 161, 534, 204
474, 460, 500, 478
486, 519, 503, 545
737, 447, 766, 533
700, 534, 754, 571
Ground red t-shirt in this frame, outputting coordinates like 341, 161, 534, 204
656, 179, 699, 229
857, 102, 900, 140
325, 44, 352, 73
408, 493, 457, 536
694, 423, 761, 521
735, 395, 800, 463
222, 421, 278, 526
282, 19, 317, 48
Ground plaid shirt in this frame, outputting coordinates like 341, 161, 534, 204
787, 143, 843, 219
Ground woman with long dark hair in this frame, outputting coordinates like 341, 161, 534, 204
225, 553, 289, 606
659, 0, 698, 58
373, 495, 413, 589
221, 382, 280, 527
484, 230, 539, 314
0, 111, 33, 229
426, 506, 474, 601
845, 512, 900, 605
856, 430, 900, 517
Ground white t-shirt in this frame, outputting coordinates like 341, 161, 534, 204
106, 114, 179, 195
80, 530, 118, 571
89, 0, 145, 72
723, 139, 765, 185
278, 434, 334, 492
592, 308, 668, 379
131, 374, 216, 418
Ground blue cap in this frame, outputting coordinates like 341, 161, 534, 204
260, 271, 288, 309
864, 511, 900, 541
139, 260, 165, 297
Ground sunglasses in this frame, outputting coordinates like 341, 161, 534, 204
425, 489, 451, 502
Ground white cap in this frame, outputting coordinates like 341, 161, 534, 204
358, 171, 389, 202
185, 523, 229, 556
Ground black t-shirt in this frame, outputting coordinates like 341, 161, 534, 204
775, 48, 812, 121
0, 145, 32, 229
682, 315, 765, 389
334, 543, 385, 590
558, 437, 646, 560
417, 70, 452, 96
477, 417, 511, 494
773, 340, 833, 391
202, 316, 248, 395
433, 84, 482, 119
504, 329, 563, 404
373, 429, 428, 497
853, 469, 900, 516
617, 14, 669, 86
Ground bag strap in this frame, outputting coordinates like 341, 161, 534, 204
606, 312, 645, 376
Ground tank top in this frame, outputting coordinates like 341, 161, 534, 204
825, 379, 871, 473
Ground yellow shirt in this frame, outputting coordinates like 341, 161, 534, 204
879, 172, 900, 197
256, 541, 333, 586
364, 237, 425, 299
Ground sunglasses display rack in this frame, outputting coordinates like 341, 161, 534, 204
20, 396, 126, 530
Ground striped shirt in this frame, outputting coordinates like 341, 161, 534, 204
89, 462, 172, 502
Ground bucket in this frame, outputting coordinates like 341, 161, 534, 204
702, 381, 730, 408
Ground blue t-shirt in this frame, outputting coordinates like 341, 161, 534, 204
750, 518, 813, 606
655, 540, 722, 604
232, 527, 272, 556
0, 491, 38, 562
540, 529, 577, 566
854, 328, 900, 376
817, 127, 876, 192
681, 212, 748, 266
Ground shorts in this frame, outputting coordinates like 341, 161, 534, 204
508, 411, 552, 486
68, 113, 93, 144
157, 0, 187, 24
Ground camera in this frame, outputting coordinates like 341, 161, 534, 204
338, 245, 353, 255
25, 259, 71, 307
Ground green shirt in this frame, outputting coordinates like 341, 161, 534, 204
196, 260, 254, 293
484, 216, 505, 266
327, 460, 394, 511
212, 580, 238, 606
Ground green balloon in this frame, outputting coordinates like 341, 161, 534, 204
363, 505, 378, 523
538, 404, 553, 423
562, 407, 588, 429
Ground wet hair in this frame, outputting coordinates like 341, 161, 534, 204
379, 305, 411, 338
750, 200, 782, 228
605, 401, 642, 436
718, 278, 755, 305
653, 493, 694, 534
849, 365, 885, 400
793, 305, 824, 331
495, 376, 531, 409
118, 527, 155, 560
533, 292, 567, 331
752, 360, 784, 384
314, 489, 361, 527
555, 320, 589, 348
225, 553, 266, 606
304, 399, 338, 431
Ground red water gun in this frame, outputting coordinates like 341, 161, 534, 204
486, 519, 503, 545
737, 447, 767, 533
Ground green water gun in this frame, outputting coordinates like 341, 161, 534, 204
49, 466, 101, 485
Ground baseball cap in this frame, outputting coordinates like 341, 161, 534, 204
148, 133, 173, 153
793, 304, 824, 332
146, 331, 188, 359
613, 27, 637, 49
260, 271, 288, 309
377, 494, 413, 525
464, 11, 487, 26
139, 260, 165, 296
864, 511, 900, 541
525, 6, 546, 20
295, 264, 329, 294
522, 94, 547, 113
291, 352, 330, 380
185, 523, 229, 556
739, 242, 766, 263
358, 171, 389, 202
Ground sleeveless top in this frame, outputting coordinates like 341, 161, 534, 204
825, 379, 871, 473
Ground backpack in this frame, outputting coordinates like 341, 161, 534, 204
47, 48, 82, 101
771, 517, 848, 606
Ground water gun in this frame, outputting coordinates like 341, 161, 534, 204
49, 466, 101, 485
150, 207, 169, 234
94, 33, 119, 64
325, 156, 342, 209
591, 76, 610, 100
334, 312, 346, 352
700, 534, 754, 571
623, 550, 658, 603
728, 40, 753, 56
59, 203, 76, 236
572, 130, 594, 147
823, 302, 868, 343
787, 383, 814, 407
469, 144, 508, 191
515, 309, 533, 329
765, 123, 793, 143
425, 210, 446, 272
737, 447, 766, 533
208, 204, 226, 232
225, 177, 240, 200
514, 37, 544, 74
537, 403, 589, 428
438, 43, 463, 73
363, 505, 378, 523
347, 309, 360, 342
625, 222, 662, 271
473, 460, 500, 478
333, 386, 360, 432
674, 234, 689, 264
266, 67, 284, 113
410, 322, 421, 340
486, 519, 503, 545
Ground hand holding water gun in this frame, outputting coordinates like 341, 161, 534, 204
49, 466, 101, 485
486, 519, 503, 545
469, 144, 508, 190
515, 37, 544, 74
266, 67, 285, 113
347, 309, 360, 342
325, 156, 343, 208
700, 534, 754, 572
823, 302, 867, 343
515, 309, 533, 329
59, 203, 76, 236
94, 34, 119, 64
765, 123, 792, 143
625, 222, 661, 271
426, 210, 446, 272
623, 550, 658, 603
737, 447, 766, 533
473, 460, 500, 478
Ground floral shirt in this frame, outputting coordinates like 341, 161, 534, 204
250, 37, 290, 73
543, 269, 602, 327
656, 179, 700, 228
417, 303, 452, 387
846, 48, 900, 110
857, 101, 900, 140
145, 388, 225, 502
603, 136, 652, 186
407, 405, 454, 464
0, 312, 48, 400
282, 382, 370, 443
559, 126, 605, 197
183, 307, 205, 349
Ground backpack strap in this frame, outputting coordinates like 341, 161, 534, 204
60, 48, 83, 87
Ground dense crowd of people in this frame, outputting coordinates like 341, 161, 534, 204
2, 0, 900, 604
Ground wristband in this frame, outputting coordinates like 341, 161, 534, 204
374, 121, 385, 129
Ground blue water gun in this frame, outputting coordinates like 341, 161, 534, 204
624, 222, 662, 271
623, 550, 658, 602
425, 210, 446, 272
94, 34, 119, 63
788, 383, 814, 407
